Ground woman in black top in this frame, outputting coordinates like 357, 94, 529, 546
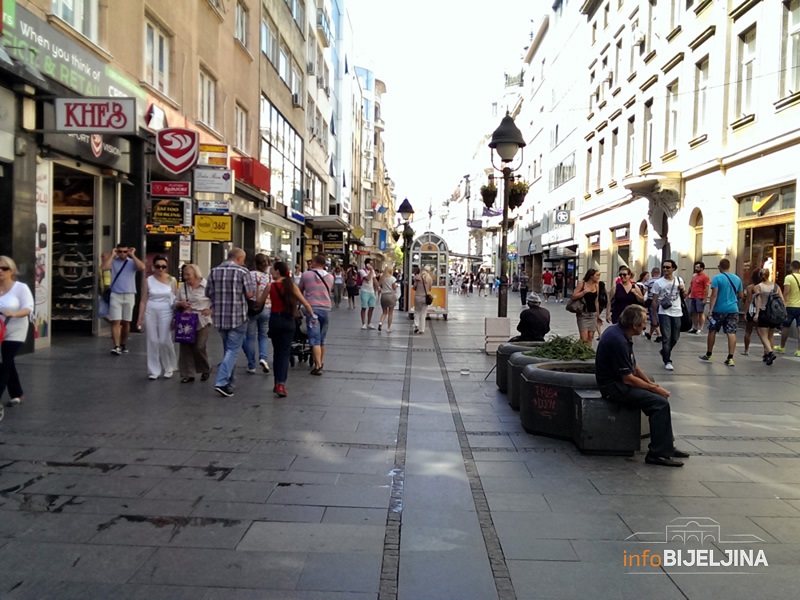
571, 269, 601, 344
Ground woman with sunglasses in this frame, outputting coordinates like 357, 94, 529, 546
610, 267, 644, 324
137, 256, 178, 380
0, 256, 34, 412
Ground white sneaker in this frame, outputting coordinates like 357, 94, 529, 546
361, 324, 367, 330
259, 359, 270, 374
664, 363, 674, 371
6, 397, 21, 407
367, 324, 376, 329
387, 327, 393, 333
163, 371, 173, 379
148, 374, 158, 380
246, 368, 256, 374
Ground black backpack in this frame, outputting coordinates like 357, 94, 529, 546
762, 284, 787, 327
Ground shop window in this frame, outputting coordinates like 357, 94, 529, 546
53, 0, 98, 43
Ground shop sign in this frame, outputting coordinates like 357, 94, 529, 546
467, 219, 482, 228
197, 199, 230, 214
194, 168, 234, 193
194, 215, 233, 242
145, 223, 194, 235
179, 235, 192, 261
198, 143, 229, 168
288, 209, 306, 225
323, 230, 345, 252
151, 199, 185, 226
555, 210, 571, 224
542, 225, 574, 246
156, 128, 199, 175
151, 181, 191, 197
54, 98, 137, 134
507, 252, 518, 260
3, 5, 145, 102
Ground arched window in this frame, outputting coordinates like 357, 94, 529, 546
638, 220, 649, 273
690, 209, 703, 262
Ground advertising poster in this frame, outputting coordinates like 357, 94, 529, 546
35, 161, 51, 348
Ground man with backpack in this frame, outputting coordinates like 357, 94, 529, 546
774, 260, 800, 357
698, 259, 743, 367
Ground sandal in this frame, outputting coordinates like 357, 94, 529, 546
181, 377, 195, 383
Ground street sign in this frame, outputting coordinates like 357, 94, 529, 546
54, 98, 137, 134
156, 128, 199, 175
555, 210, 570, 224
194, 215, 233, 242
151, 181, 191, 197
194, 168, 234, 193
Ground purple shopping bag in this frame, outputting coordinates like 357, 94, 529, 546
173, 311, 199, 343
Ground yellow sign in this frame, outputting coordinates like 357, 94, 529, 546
198, 143, 229, 167
194, 215, 233, 242
752, 193, 777, 213
146, 224, 194, 235
353, 226, 365, 238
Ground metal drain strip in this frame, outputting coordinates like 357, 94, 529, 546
430, 324, 517, 600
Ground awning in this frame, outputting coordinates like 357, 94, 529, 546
305, 215, 350, 231
450, 252, 484, 260
349, 238, 366, 246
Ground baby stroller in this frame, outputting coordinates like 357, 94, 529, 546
289, 315, 312, 367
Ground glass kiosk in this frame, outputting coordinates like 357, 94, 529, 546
409, 231, 450, 320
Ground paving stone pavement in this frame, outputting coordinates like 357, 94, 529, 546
1, 292, 800, 599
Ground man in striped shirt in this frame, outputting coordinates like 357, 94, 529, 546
299, 255, 335, 375
205, 248, 255, 397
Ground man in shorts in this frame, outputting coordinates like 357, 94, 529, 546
688, 261, 710, 333
359, 258, 377, 329
698, 258, 743, 366
300, 255, 335, 374
553, 267, 565, 302
775, 260, 800, 356
101, 243, 145, 355
541, 268, 554, 302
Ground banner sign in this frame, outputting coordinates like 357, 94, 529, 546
54, 98, 137, 134
198, 143, 229, 167
156, 128, 199, 175
194, 168, 234, 193
197, 199, 230, 214
194, 215, 233, 242
146, 224, 194, 234
151, 199, 185, 226
151, 181, 190, 197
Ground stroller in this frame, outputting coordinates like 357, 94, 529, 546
289, 315, 312, 367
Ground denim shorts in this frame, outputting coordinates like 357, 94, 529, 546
689, 298, 705, 314
708, 312, 738, 334
306, 309, 329, 346
783, 306, 800, 328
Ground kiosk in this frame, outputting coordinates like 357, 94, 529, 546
409, 231, 449, 320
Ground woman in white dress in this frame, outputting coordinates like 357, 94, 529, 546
0, 256, 34, 413
137, 255, 178, 379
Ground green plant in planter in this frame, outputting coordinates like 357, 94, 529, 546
523, 335, 596, 361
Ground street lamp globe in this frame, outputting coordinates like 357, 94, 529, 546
489, 113, 526, 162
398, 198, 414, 221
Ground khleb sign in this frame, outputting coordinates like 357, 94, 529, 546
156, 128, 199, 175
54, 98, 137, 134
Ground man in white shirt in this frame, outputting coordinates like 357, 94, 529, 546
359, 258, 377, 329
650, 259, 685, 371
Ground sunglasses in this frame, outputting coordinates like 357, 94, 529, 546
620, 273, 630, 277
0, 266, 10, 272
661, 266, 673, 270
154, 264, 168, 269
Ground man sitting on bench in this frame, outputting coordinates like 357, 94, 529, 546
595, 305, 691, 467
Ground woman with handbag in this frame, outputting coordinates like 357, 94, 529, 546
0, 256, 34, 411
378, 265, 398, 333
570, 269, 601, 344
137, 256, 178, 380
412, 265, 434, 334
610, 267, 644, 324
174, 264, 213, 383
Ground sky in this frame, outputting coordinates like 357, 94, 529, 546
346, 0, 537, 220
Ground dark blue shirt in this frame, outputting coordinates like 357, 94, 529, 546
595, 323, 635, 387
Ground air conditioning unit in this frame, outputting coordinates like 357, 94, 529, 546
324, 85, 331, 96
292, 93, 302, 107
306, 62, 315, 75
317, 75, 325, 89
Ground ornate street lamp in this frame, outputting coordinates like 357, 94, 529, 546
488, 112, 526, 318
397, 198, 415, 311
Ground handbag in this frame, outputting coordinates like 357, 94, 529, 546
659, 278, 676, 309
102, 259, 129, 303
248, 273, 269, 316
680, 297, 692, 332
565, 297, 584, 314
173, 311, 199, 343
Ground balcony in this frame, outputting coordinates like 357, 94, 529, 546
374, 118, 385, 131
317, 9, 332, 47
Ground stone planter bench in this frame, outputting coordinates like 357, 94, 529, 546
495, 342, 543, 393
507, 352, 555, 411
519, 362, 643, 455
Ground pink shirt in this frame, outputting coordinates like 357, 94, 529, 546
299, 268, 334, 309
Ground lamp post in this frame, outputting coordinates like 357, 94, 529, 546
488, 112, 526, 318
397, 198, 415, 311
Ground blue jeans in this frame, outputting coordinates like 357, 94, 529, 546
243, 308, 270, 369
600, 382, 675, 457
306, 309, 329, 347
658, 315, 682, 364
269, 312, 296, 385
215, 322, 248, 387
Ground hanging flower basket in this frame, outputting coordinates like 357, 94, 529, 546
391, 230, 401, 242
481, 184, 497, 209
508, 180, 530, 210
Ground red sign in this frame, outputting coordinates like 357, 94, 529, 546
151, 181, 191, 197
156, 128, 199, 176
54, 98, 137, 134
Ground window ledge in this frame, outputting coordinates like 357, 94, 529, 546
774, 91, 800, 112
47, 14, 113, 62
611, 86, 621, 97
694, 0, 713, 15
595, 187, 604, 195
730, 114, 755, 131
688, 133, 708, 148
584, 193, 592, 200
205, 1, 225, 23
661, 149, 677, 162
639, 161, 653, 173
585, 130, 596, 141
608, 180, 618, 189
598, 100, 607, 110
643, 50, 657, 65
666, 25, 682, 42
587, 111, 595, 121
232, 146, 250, 158
627, 71, 637, 83
235, 39, 254, 61
195, 120, 224, 141
140, 82, 180, 110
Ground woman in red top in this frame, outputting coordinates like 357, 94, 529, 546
269, 262, 315, 397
